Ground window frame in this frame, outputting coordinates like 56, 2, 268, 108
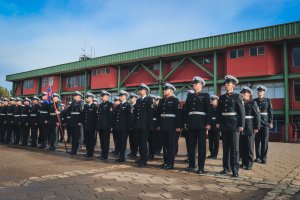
229, 48, 245, 59
292, 46, 300, 68
23, 79, 34, 89
249, 46, 266, 56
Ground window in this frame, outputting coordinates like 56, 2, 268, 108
101, 68, 110, 75
66, 75, 85, 88
41, 77, 54, 87
252, 82, 284, 99
23, 80, 34, 89
250, 46, 265, 56
270, 115, 284, 133
149, 63, 160, 71
92, 69, 100, 76
42, 77, 47, 87
48, 77, 54, 86
294, 80, 300, 101
201, 85, 215, 95
229, 49, 244, 59
128, 66, 139, 73
292, 47, 300, 67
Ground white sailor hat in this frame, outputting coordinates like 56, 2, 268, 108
85, 92, 95, 98
16, 97, 23, 102
256, 85, 267, 92
40, 91, 47, 97
119, 90, 129, 97
101, 90, 111, 96
241, 86, 253, 95
163, 83, 176, 91
24, 97, 32, 102
68, 101, 72, 105
113, 96, 120, 101
32, 96, 40, 101
93, 98, 100, 104
210, 94, 219, 100
53, 93, 60, 98
129, 92, 139, 99
10, 97, 16, 101
224, 75, 239, 84
73, 91, 83, 97
2, 98, 9, 102
192, 76, 206, 86
187, 90, 194, 94
138, 83, 150, 92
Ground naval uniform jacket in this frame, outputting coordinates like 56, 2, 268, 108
254, 98, 273, 128
133, 96, 154, 130
83, 103, 98, 131
96, 101, 113, 130
112, 101, 133, 131
30, 104, 40, 126
242, 100, 260, 135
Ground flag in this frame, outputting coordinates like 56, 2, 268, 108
44, 86, 53, 104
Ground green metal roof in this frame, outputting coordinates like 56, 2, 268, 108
6, 21, 300, 81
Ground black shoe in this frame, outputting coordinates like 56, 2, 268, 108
197, 169, 205, 174
184, 159, 189, 163
69, 151, 77, 155
100, 156, 107, 160
164, 165, 174, 170
232, 172, 239, 177
160, 163, 167, 169
148, 155, 154, 160
220, 169, 229, 175
47, 147, 55, 151
246, 166, 252, 170
116, 159, 125, 163
261, 160, 267, 164
184, 166, 195, 172
254, 158, 261, 163
137, 163, 147, 168
207, 155, 213, 159
240, 164, 246, 168
38, 146, 45, 149
110, 150, 116, 154
85, 154, 93, 158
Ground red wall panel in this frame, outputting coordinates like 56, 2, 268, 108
23, 79, 38, 95
91, 67, 118, 89
122, 65, 159, 87
15, 84, 21, 96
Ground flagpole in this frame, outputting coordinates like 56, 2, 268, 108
50, 86, 68, 153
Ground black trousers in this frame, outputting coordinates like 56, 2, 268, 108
66, 126, 72, 142
85, 129, 96, 156
49, 125, 58, 149
38, 125, 43, 144
255, 127, 269, 162
136, 129, 149, 164
208, 129, 220, 157
112, 131, 119, 154
98, 129, 110, 158
0, 123, 7, 142
21, 125, 30, 145
156, 131, 163, 154
240, 134, 254, 167
222, 131, 240, 173
71, 125, 83, 153
14, 125, 21, 144
5, 123, 14, 143
129, 129, 138, 155
41, 123, 50, 147
188, 129, 206, 170
30, 124, 38, 146
116, 130, 128, 161
148, 130, 157, 157
174, 132, 180, 156
162, 129, 176, 167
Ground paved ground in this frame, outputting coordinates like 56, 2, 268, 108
0, 138, 300, 200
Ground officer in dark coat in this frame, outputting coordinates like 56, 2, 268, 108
30, 96, 41, 147
48, 93, 61, 151
207, 95, 220, 159
82, 92, 98, 158
38, 92, 50, 149
133, 83, 154, 167
4, 98, 16, 144
184, 77, 211, 174
112, 90, 133, 163
65, 101, 72, 143
216, 75, 245, 177
240, 86, 260, 170
0, 98, 9, 143
128, 92, 139, 157
157, 83, 182, 170
111, 96, 121, 155
20, 98, 31, 146
254, 85, 273, 164
148, 95, 160, 160
13, 97, 23, 145
154, 96, 163, 155
68, 91, 84, 155
96, 90, 113, 160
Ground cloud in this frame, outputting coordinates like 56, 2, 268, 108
0, 0, 299, 90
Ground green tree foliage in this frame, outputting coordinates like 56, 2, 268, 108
0, 86, 11, 99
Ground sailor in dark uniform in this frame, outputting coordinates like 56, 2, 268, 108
13, 97, 23, 145
240, 86, 260, 170
111, 96, 121, 155
29, 96, 41, 147
0, 98, 9, 143
48, 93, 61, 151
5, 98, 16, 144
20, 97, 31, 146
154, 96, 163, 155
68, 91, 84, 155
184, 77, 211, 174
254, 85, 273, 164
216, 75, 245, 177
82, 92, 98, 158
112, 90, 133, 163
128, 92, 139, 157
207, 94, 220, 159
96, 90, 113, 160
157, 83, 182, 170
38, 92, 50, 149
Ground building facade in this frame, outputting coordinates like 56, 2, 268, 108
6, 21, 300, 142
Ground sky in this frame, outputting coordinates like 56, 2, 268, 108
0, 0, 299, 90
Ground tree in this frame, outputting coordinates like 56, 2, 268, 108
0, 86, 11, 99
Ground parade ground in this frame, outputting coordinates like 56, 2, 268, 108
0, 138, 299, 200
